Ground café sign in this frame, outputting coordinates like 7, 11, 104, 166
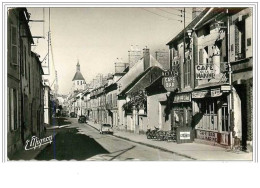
195, 65, 215, 80
162, 76, 178, 92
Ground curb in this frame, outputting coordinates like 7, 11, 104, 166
87, 123, 196, 160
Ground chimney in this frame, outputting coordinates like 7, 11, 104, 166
155, 49, 170, 70
192, 7, 205, 20
128, 45, 142, 69
143, 47, 150, 71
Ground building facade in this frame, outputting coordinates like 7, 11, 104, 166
7, 8, 44, 157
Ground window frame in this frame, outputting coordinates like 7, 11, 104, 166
10, 24, 18, 66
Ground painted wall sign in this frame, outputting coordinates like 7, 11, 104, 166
180, 132, 190, 140
196, 130, 218, 142
174, 93, 191, 102
192, 90, 209, 98
162, 76, 178, 92
195, 65, 215, 80
211, 88, 222, 97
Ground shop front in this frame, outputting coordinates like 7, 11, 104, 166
171, 92, 192, 129
192, 86, 232, 147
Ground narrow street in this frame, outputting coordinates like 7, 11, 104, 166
36, 118, 190, 161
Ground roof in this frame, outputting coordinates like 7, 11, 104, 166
145, 76, 167, 96
119, 66, 163, 96
72, 71, 85, 81
167, 8, 211, 45
117, 55, 163, 96
167, 7, 247, 46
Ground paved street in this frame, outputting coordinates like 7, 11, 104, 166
36, 118, 190, 161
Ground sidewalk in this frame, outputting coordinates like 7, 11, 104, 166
87, 121, 253, 161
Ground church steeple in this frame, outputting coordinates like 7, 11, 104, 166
76, 59, 80, 71
72, 59, 85, 81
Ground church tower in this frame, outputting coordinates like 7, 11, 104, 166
72, 60, 86, 92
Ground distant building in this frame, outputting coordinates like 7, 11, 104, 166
72, 60, 86, 92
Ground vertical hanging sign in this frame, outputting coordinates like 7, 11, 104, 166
162, 70, 179, 92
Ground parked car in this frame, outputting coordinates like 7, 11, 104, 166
70, 112, 77, 118
99, 124, 113, 135
78, 115, 86, 123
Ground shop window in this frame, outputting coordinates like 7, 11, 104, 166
199, 99, 217, 115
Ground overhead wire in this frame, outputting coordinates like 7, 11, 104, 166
157, 8, 192, 19
142, 8, 182, 22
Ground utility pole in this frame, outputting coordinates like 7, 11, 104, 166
183, 7, 186, 71
227, 8, 233, 149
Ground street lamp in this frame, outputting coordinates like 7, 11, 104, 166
187, 29, 193, 38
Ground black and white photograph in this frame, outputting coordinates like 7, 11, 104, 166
3, 4, 256, 162
2, 1, 260, 187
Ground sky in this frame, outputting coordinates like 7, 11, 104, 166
27, 7, 193, 95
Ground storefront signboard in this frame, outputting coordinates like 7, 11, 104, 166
196, 130, 218, 142
192, 90, 209, 98
221, 85, 231, 91
195, 65, 215, 80
211, 88, 222, 97
174, 93, 191, 103
162, 76, 178, 92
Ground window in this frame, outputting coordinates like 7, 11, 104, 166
247, 38, 251, 46
8, 88, 18, 131
235, 19, 246, 59
11, 24, 18, 66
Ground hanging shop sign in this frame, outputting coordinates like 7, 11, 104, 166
162, 76, 178, 92
196, 130, 218, 142
195, 65, 215, 80
211, 88, 222, 97
192, 90, 209, 98
174, 93, 191, 103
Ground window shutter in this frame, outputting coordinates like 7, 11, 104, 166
10, 88, 14, 130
